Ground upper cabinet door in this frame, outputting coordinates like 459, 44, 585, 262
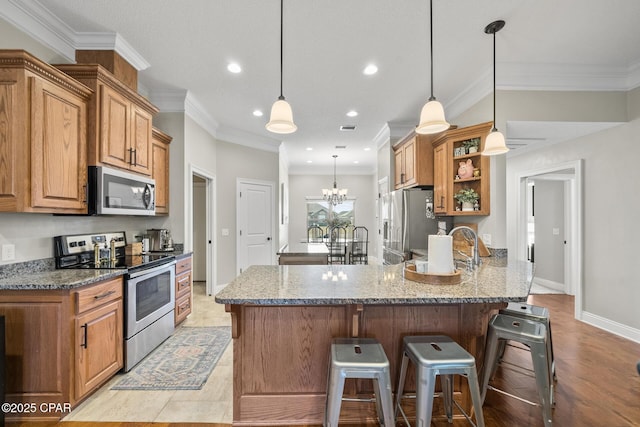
129, 105, 152, 176
30, 76, 88, 212
99, 84, 130, 170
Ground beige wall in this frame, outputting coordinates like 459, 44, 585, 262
288, 174, 377, 257
506, 87, 640, 333
215, 140, 279, 285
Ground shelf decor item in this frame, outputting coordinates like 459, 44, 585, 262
462, 137, 480, 154
457, 159, 474, 179
454, 188, 479, 211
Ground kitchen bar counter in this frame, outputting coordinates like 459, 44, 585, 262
215, 259, 533, 426
276, 242, 329, 265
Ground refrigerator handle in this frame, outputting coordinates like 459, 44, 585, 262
403, 192, 408, 254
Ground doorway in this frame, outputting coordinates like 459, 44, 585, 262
516, 160, 583, 319
190, 165, 216, 296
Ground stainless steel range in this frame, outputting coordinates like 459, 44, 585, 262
54, 231, 176, 371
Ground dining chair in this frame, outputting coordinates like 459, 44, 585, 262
307, 226, 324, 243
349, 226, 368, 264
328, 226, 347, 264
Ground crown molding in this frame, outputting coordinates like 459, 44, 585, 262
216, 126, 281, 154
0, 0, 76, 60
387, 121, 416, 143
373, 123, 390, 151
75, 32, 150, 70
0, 0, 150, 69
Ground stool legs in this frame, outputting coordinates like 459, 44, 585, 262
482, 315, 553, 427
325, 338, 394, 427
396, 336, 485, 427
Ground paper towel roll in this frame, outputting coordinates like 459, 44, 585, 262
427, 235, 454, 274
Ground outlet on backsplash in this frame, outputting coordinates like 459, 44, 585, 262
2, 244, 16, 261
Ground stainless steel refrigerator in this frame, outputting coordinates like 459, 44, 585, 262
382, 188, 452, 264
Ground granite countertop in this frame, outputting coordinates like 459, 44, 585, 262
0, 250, 193, 291
277, 243, 329, 255
0, 269, 126, 291
215, 257, 533, 305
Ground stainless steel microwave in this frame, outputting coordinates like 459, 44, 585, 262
88, 166, 155, 216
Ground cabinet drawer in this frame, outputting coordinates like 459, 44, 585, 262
175, 255, 192, 275
175, 271, 192, 297
75, 277, 123, 315
175, 293, 191, 324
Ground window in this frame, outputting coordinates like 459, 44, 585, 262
306, 198, 355, 236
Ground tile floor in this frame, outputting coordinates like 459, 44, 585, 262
63, 282, 233, 423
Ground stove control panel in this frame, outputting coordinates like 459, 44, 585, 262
55, 231, 127, 256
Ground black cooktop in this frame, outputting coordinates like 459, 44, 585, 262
54, 231, 175, 272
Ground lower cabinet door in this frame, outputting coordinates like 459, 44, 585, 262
75, 299, 123, 399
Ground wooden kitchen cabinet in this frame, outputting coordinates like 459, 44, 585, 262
55, 63, 158, 176
152, 127, 172, 215
0, 50, 92, 214
175, 254, 193, 325
74, 278, 123, 399
393, 132, 435, 189
432, 122, 492, 216
0, 276, 124, 422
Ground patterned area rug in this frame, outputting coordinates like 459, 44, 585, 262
112, 326, 231, 390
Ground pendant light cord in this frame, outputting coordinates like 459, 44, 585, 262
492, 29, 497, 132
279, 0, 284, 100
333, 155, 338, 188
429, 0, 435, 101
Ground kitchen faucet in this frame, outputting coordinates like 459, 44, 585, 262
448, 226, 480, 269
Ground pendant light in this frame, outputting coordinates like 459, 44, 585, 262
482, 20, 509, 156
416, 0, 450, 135
322, 155, 348, 206
266, 0, 297, 134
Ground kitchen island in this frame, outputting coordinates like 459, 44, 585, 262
215, 258, 533, 426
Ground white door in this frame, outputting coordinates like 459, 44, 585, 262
237, 180, 275, 274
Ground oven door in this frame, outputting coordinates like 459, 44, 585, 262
125, 261, 176, 339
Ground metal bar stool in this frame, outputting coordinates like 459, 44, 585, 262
499, 302, 556, 382
481, 313, 553, 427
325, 338, 395, 427
395, 335, 485, 427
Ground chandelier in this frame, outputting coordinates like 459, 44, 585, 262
322, 155, 348, 206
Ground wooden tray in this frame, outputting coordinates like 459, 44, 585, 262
404, 264, 462, 285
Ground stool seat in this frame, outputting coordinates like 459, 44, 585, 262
395, 335, 485, 427
325, 338, 394, 427
482, 313, 553, 427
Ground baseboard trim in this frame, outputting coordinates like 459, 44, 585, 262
532, 277, 565, 292
581, 311, 640, 344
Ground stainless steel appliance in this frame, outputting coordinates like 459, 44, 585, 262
54, 231, 176, 371
88, 166, 155, 216
146, 228, 173, 252
382, 188, 452, 264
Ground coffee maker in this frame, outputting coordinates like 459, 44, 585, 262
146, 229, 173, 252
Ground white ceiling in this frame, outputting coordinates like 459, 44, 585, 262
3, 0, 640, 174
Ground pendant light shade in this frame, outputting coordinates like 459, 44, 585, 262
416, 0, 449, 135
482, 19, 509, 156
484, 129, 508, 155
266, 0, 296, 134
266, 96, 297, 134
417, 99, 449, 134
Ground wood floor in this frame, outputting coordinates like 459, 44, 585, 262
7, 294, 640, 427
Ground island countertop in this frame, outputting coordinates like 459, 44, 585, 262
215, 257, 533, 305
276, 242, 330, 255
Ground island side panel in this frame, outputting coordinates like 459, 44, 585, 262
232, 304, 351, 425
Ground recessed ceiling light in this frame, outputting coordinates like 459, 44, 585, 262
353, 160, 360, 164
346, 110, 358, 117
306, 147, 313, 151
306, 160, 313, 163
364, 147, 371, 151
363, 64, 378, 75
253, 109, 263, 117
227, 62, 242, 73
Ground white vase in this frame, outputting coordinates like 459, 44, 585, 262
462, 201, 474, 211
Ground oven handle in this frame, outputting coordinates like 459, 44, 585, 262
127, 260, 176, 279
